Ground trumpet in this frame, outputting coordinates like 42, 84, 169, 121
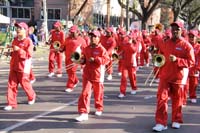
53, 41, 61, 50
145, 54, 165, 86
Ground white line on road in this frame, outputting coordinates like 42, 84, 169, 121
0, 99, 78, 133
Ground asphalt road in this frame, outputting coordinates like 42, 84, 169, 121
0, 47, 200, 133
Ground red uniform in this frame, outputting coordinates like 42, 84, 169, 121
6, 37, 36, 108
64, 36, 86, 89
141, 35, 151, 66
48, 29, 65, 74
100, 35, 116, 75
155, 37, 195, 126
78, 43, 109, 113
188, 42, 200, 99
119, 37, 138, 95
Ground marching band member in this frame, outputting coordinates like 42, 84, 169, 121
187, 30, 200, 103
140, 30, 151, 67
116, 28, 127, 75
61, 25, 87, 92
117, 33, 138, 98
75, 30, 109, 122
47, 21, 65, 78
149, 23, 164, 83
4, 22, 36, 111
100, 27, 117, 80
152, 21, 195, 131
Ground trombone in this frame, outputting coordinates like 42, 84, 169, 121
65, 48, 82, 70
105, 52, 121, 72
144, 54, 165, 86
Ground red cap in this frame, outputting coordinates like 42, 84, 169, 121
170, 21, 184, 29
15, 22, 28, 30
188, 30, 198, 37
106, 27, 114, 33
89, 30, 101, 37
69, 25, 78, 33
54, 21, 62, 28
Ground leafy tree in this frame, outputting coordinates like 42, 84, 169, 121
118, 0, 162, 29
179, 0, 200, 29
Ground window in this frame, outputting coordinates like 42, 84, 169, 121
11, 7, 31, 19
0, 7, 7, 16
41, 8, 61, 20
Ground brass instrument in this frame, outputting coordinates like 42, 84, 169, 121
152, 54, 165, 67
71, 51, 82, 64
53, 41, 61, 50
66, 47, 82, 70
112, 52, 119, 61
145, 54, 165, 86
154, 23, 163, 31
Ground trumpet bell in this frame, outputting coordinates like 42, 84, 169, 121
53, 41, 61, 50
71, 52, 81, 63
112, 53, 119, 61
153, 54, 165, 67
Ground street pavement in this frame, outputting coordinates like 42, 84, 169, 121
0, 46, 200, 133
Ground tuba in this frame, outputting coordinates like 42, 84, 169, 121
53, 41, 61, 50
152, 54, 165, 67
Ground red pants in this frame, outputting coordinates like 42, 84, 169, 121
66, 70, 79, 89
182, 79, 189, 105
139, 50, 149, 66
120, 66, 137, 95
29, 68, 35, 80
155, 79, 183, 126
188, 76, 198, 99
48, 50, 63, 74
118, 59, 123, 73
106, 58, 113, 75
78, 78, 104, 113
7, 70, 36, 108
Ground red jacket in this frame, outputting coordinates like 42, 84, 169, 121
100, 36, 116, 56
189, 42, 200, 77
159, 37, 195, 84
64, 36, 87, 63
10, 37, 33, 73
120, 37, 138, 67
82, 44, 109, 82
50, 29, 65, 49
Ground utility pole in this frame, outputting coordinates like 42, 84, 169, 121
106, 0, 111, 27
126, 0, 129, 31
42, 0, 48, 41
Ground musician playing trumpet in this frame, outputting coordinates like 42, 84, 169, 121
47, 21, 65, 78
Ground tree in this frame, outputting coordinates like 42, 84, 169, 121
118, 0, 162, 29
179, 0, 200, 29
161, 0, 195, 21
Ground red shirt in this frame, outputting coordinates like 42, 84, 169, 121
82, 44, 109, 82
159, 37, 195, 84
50, 29, 65, 49
10, 37, 33, 73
